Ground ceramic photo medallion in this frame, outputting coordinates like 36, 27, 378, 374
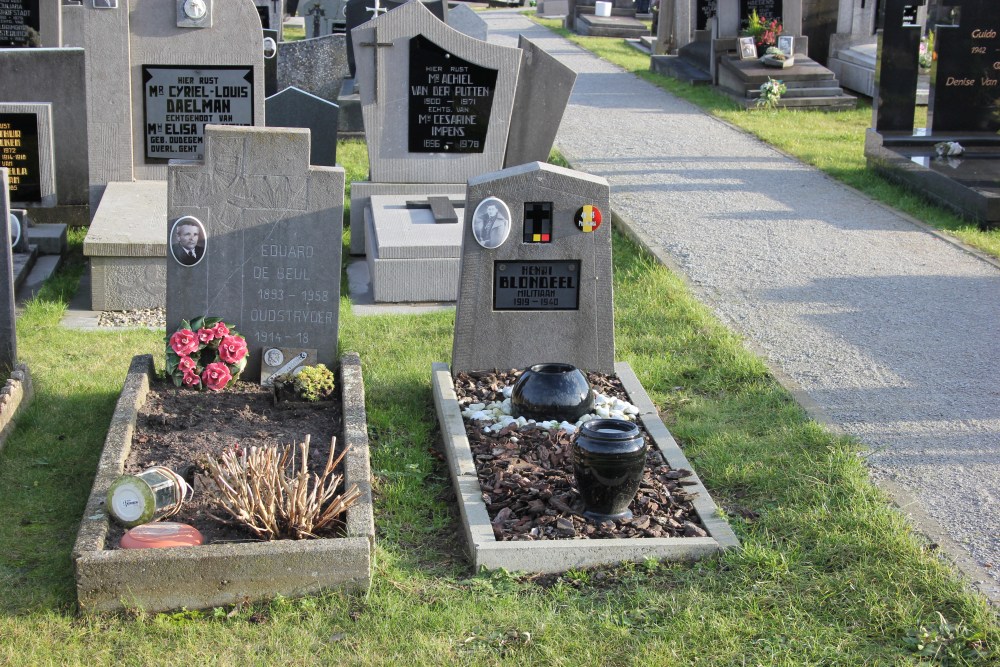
472, 196, 511, 249
169, 215, 207, 267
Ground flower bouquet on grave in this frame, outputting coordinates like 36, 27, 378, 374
166, 316, 248, 391
756, 77, 787, 110
742, 9, 782, 55
918, 30, 935, 70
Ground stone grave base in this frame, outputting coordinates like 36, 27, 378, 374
83, 182, 167, 311
717, 55, 857, 110
0, 364, 33, 455
865, 129, 1000, 229
431, 361, 740, 572
365, 194, 464, 303
73, 353, 375, 614
574, 11, 648, 39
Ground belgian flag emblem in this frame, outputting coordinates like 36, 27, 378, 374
574, 205, 603, 232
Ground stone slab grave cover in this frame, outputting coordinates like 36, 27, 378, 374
265, 86, 339, 167
300, 0, 349, 38
73, 352, 374, 613
0, 48, 88, 225
167, 125, 345, 381
0, 103, 55, 208
436, 162, 739, 572
0, 0, 60, 48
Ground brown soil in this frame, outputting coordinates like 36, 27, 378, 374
105, 379, 343, 548
454, 370, 707, 540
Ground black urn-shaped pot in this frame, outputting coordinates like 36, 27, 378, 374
573, 418, 647, 521
510, 363, 594, 423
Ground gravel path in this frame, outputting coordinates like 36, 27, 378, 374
483, 11, 1000, 599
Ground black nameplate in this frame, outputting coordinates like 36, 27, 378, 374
0, 0, 39, 48
408, 35, 497, 154
0, 113, 41, 202
739, 0, 782, 21
142, 65, 255, 161
493, 260, 580, 311
931, 4, 1000, 133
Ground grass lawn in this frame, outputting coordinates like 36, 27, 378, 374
529, 17, 1000, 260
0, 136, 995, 664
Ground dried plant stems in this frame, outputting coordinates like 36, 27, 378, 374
201, 435, 361, 540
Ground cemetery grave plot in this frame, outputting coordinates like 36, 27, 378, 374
103, 377, 345, 548
73, 354, 374, 614
455, 369, 706, 541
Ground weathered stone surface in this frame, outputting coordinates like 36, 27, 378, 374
278, 32, 350, 103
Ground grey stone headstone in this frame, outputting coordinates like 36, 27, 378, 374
167, 125, 345, 381
504, 36, 577, 168
451, 162, 613, 375
353, 0, 521, 184
345, 0, 449, 84
266, 86, 340, 166
0, 169, 15, 375
277, 32, 350, 104
447, 4, 487, 41
300, 0, 349, 38
0, 103, 56, 208
0, 48, 89, 223
255, 0, 285, 39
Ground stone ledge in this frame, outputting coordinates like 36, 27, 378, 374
73, 353, 374, 613
0, 364, 34, 455
431, 360, 740, 573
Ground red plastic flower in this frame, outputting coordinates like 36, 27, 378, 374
218, 335, 248, 364
211, 321, 230, 338
202, 362, 232, 391
169, 329, 199, 356
197, 327, 216, 344
177, 355, 197, 373
182, 371, 202, 388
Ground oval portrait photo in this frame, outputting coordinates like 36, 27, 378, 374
170, 215, 207, 267
471, 197, 511, 250
9, 213, 21, 250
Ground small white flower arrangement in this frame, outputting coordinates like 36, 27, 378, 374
756, 77, 787, 110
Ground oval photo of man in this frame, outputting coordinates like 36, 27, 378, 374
471, 197, 511, 250
170, 215, 207, 267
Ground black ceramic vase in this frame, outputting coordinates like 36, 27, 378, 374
510, 363, 594, 423
573, 418, 647, 521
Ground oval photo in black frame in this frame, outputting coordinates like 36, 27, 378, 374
471, 197, 511, 250
8, 213, 21, 250
170, 215, 207, 267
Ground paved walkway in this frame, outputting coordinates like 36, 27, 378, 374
483, 11, 1000, 601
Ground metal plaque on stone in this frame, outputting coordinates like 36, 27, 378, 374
493, 260, 581, 311
142, 65, 255, 161
408, 35, 497, 154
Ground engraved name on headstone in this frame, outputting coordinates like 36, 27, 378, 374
143, 66, 255, 161
167, 125, 345, 380
0, 112, 41, 203
0, 0, 39, 48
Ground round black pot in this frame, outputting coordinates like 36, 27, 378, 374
510, 363, 594, 423
573, 418, 647, 521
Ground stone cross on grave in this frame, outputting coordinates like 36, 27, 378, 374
360, 24, 393, 102
929, 0, 1000, 133
366, 0, 387, 19
404, 195, 463, 224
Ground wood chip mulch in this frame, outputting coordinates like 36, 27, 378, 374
454, 369, 708, 541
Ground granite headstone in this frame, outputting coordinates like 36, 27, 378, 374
451, 162, 614, 375
167, 125, 345, 380
266, 86, 339, 166
873, 0, 922, 133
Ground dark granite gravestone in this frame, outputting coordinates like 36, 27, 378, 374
0, 112, 42, 203
929, 0, 1000, 133
0, 169, 15, 376
697, 0, 716, 30
0, 0, 39, 47
141, 65, 255, 162
266, 86, 339, 166
873, 0, 922, 133
739, 0, 782, 22
264, 28, 279, 98
451, 162, 613, 375
166, 126, 345, 380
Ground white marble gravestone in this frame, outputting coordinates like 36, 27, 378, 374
166, 125, 345, 380
452, 162, 614, 375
